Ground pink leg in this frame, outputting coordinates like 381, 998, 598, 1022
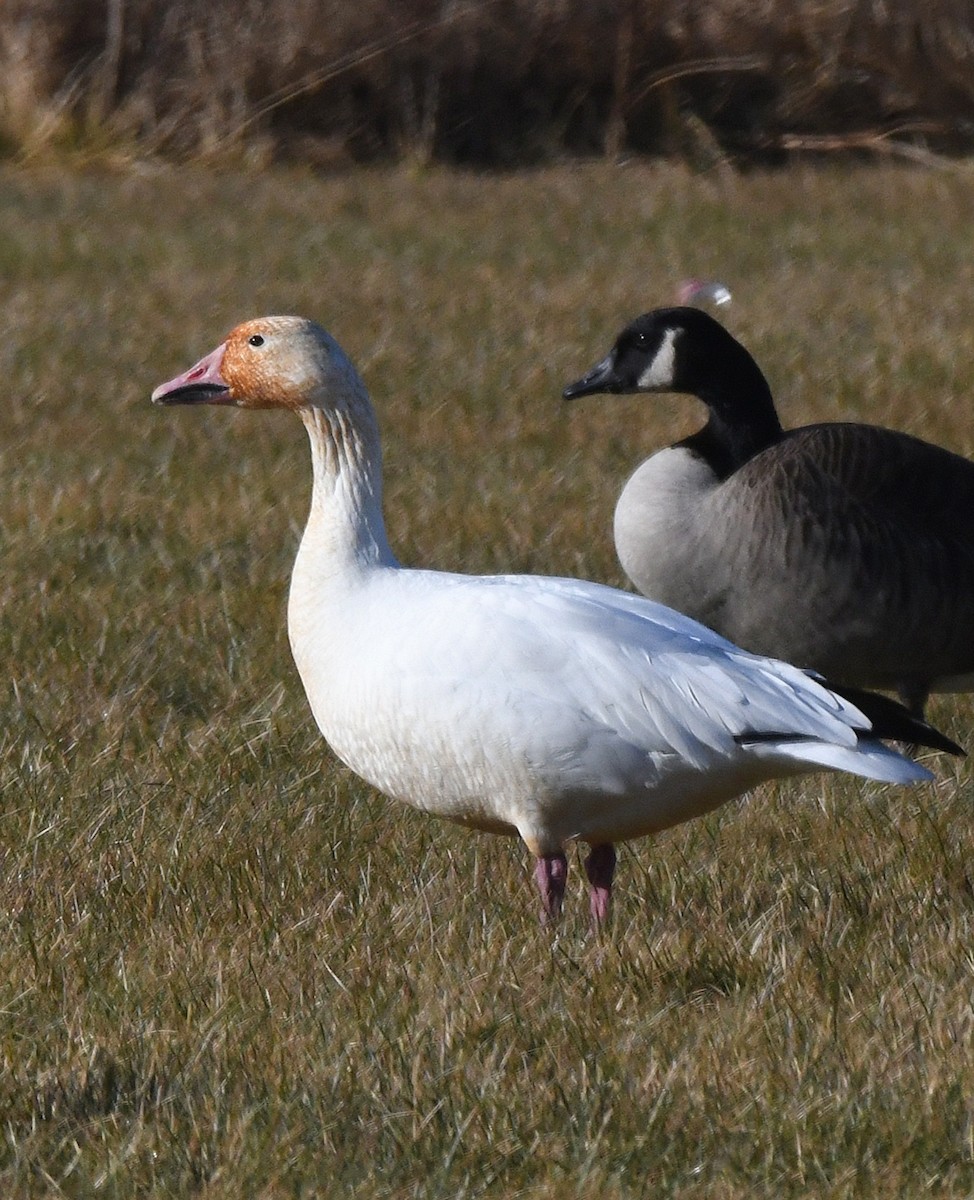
584, 843, 617, 926
534, 852, 568, 923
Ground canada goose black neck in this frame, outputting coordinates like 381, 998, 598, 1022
678, 348, 782, 481
647, 309, 783, 480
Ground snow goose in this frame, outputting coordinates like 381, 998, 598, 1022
152, 316, 960, 924
564, 306, 974, 718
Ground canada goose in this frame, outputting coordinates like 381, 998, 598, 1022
564, 305, 974, 717
152, 316, 958, 924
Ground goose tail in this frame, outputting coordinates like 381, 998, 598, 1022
744, 737, 934, 785
737, 675, 964, 785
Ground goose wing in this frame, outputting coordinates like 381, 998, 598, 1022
779, 423, 974, 538
711, 426, 974, 684
359, 570, 921, 773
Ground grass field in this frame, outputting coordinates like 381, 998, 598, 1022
2, 161, 974, 1197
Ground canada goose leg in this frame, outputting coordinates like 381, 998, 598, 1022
896, 681, 931, 756
534, 851, 568, 923
896, 681, 930, 720
584, 842, 617, 926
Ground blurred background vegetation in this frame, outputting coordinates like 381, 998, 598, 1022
2, 0, 973, 168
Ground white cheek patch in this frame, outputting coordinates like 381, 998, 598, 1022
637, 327, 679, 389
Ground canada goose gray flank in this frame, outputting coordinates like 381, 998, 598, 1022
153, 317, 959, 926
564, 306, 974, 718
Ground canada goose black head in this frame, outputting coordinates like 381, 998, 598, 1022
563, 307, 784, 475
564, 307, 766, 400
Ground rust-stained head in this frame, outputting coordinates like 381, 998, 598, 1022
151, 316, 365, 412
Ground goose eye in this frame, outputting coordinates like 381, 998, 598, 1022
248, 334, 265, 348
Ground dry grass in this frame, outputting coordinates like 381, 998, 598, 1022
1, 161, 974, 1196
1, 1, 974, 165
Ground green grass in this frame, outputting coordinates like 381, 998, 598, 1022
2, 161, 974, 1197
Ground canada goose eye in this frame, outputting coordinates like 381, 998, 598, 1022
248, 334, 265, 348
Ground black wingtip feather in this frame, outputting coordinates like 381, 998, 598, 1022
826, 683, 965, 758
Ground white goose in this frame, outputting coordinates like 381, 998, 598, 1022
153, 316, 959, 924
565, 306, 974, 718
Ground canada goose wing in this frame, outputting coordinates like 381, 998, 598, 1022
778, 424, 974, 541
718, 435, 974, 684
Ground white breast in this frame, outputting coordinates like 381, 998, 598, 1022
614, 446, 725, 618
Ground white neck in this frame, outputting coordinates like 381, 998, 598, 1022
296, 401, 397, 582
284, 348, 399, 735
